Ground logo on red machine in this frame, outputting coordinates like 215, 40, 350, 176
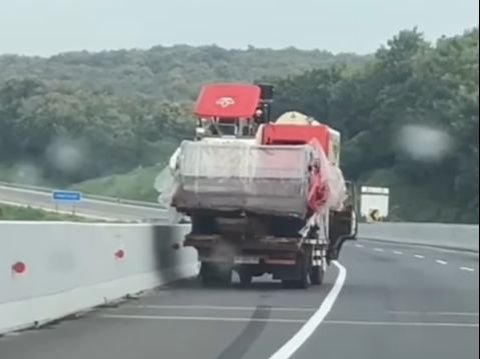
215, 96, 235, 108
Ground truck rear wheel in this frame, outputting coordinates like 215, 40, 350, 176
309, 265, 325, 285
200, 262, 232, 287
297, 253, 310, 289
282, 255, 309, 289
238, 270, 253, 287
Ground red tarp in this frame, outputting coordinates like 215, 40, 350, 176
193, 83, 261, 119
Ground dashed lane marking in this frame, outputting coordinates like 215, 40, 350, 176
323, 320, 478, 328
436, 260, 448, 265
98, 314, 305, 324
94, 315, 480, 328
373, 248, 384, 252
460, 266, 475, 272
388, 311, 479, 317
123, 305, 316, 312
413, 254, 425, 259
355, 244, 364, 248
393, 250, 403, 255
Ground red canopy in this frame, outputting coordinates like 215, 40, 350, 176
193, 83, 261, 119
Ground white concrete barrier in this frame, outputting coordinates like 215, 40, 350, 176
1, 220, 477, 335
0, 222, 198, 335
359, 222, 479, 252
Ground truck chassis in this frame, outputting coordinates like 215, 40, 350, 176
183, 183, 357, 288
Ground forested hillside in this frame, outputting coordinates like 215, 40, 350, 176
0, 46, 366, 184
0, 28, 477, 223
273, 28, 479, 223
0, 46, 367, 100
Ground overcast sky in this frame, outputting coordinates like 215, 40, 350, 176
0, 0, 478, 56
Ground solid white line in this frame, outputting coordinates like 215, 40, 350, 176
323, 320, 478, 328
436, 260, 448, 265
98, 314, 304, 324
460, 267, 475, 272
413, 254, 425, 259
126, 304, 315, 312
355, 244, 364, 248
373, 248, 384, 252
268, 261, 347, 359
393, 250, 403, 255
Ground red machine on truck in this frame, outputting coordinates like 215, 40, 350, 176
167, 83, 358, 288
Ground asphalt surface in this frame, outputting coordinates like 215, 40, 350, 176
0, 185, 168, 221
1, 240, 478, 359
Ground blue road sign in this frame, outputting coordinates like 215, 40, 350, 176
52, 190, 82, 203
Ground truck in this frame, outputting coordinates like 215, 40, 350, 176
165, 83, 358, 288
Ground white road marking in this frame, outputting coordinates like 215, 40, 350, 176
323, 320, 478, 328
413, 254, 425, 259
436, 260, 448, 265
98, 314, 304, 324
268, 261, 347, 359
361, 239, 479, 256
97, 314, 479, 328
388, 311, 479, 317
355, 244, 364, 248
460, 267, 475, 272
373, 248, 384, 252
393, 250, 403, 255
125, 304, 316, 312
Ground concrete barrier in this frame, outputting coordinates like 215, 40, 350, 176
0, 222, 198, 335
359, 222, 479, 252
1, 220, 477, 334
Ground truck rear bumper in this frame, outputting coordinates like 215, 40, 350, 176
185, 234, 311, 280
184, 234, 303, 252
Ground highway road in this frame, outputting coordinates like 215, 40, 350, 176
1, 239, 478, 359
0, 185, 168, 221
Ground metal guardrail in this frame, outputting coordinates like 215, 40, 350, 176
0, 181, 166, 209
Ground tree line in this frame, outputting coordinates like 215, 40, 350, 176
272, 28, 478, 223
0, 45, 366, 184
0, 28, 477, 223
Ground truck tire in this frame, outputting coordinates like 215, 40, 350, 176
309, 265, 324, 285
216, 270, 232, 287
239, 270, 252, 287
201, 272, 216, 286
296, 253, 310, 289
200, 262, 216, 286
282, 255, 309, 289
296, 269, 309, 289
200, 262, 232, 287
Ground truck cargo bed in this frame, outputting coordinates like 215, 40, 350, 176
171, 140, 315, 218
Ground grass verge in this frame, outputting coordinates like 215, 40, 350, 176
0, 204, 87, 221
70, 164, 165, 202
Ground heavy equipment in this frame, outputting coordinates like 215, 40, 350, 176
163, 83, 358, 288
